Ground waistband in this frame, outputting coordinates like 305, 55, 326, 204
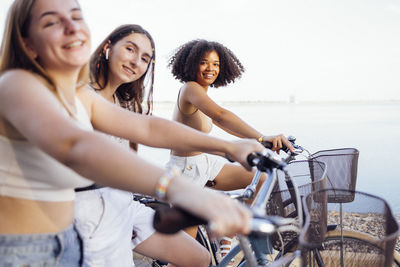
75, 183, 104, 192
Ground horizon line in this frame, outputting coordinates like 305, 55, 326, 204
153, 99, 400, 105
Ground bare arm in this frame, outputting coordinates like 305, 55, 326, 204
183, 82, 263, 139
212, 119, 247, 138
183, 82, 295, 152
0, 70, 251, 236
79, 87, 263, 167
0, 71, 163, 195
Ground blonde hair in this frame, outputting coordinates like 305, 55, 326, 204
0, 0, 88, 90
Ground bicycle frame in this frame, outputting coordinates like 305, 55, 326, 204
215, 156, 305, 267
150, 143, 332, 267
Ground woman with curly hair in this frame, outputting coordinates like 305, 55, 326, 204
167, 39, 294, 262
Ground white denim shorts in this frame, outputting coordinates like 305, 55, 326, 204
74, 187, 155, 267
166, 153, 227, 187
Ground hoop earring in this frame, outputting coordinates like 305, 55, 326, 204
105, 48, 110, 60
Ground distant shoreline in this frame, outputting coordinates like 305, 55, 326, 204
153, 99, 400, 107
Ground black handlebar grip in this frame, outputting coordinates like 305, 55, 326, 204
247, 153, 259, 167
261, 140, 291, 153
153, 205, 207, 234
260, 140, 273, 149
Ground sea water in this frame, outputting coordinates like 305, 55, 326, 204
139, 101, 400, 214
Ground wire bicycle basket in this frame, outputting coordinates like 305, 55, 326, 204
310, 148, 359, 203
266, 159, 328, 252
300, 189, 400, 267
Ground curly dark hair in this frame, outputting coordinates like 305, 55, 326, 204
168, 39, 245, 88
90, 24, 155, 115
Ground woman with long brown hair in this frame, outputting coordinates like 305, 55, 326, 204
75, 24, 213, 267
0, 0, 263, 266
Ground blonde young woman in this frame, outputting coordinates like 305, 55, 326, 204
0, 0, 264, 266
74, 24, 221, 267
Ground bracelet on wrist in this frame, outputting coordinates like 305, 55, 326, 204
154, 166, 181, 201
258, 135, 264, 143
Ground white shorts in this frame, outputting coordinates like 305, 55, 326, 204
166, 153, 227, 187
74, 187, 155, 267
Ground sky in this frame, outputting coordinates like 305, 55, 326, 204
1, 0, 399, 102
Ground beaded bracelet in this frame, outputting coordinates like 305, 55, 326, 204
258, 135, 264, 143
154, 166, 181, 200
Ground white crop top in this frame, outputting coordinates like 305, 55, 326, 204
0, 98, 93, 201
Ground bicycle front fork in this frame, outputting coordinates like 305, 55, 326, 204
248, 234, 274, 265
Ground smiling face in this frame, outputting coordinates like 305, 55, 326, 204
24, 0, 90, 72
108, 33, 153, 85
196, 50, 220, 88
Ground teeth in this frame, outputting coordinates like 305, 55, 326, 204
123, 66, 134, 74
66, 41, 82, 48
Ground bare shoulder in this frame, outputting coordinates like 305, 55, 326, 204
77, 85, 105, 105
0, 69, 35, 80
0, 70, 64, 139
0, 69, 45, 90
77, 85, 98, 117
182, 82, 223, 116
0, 70, 56, 105
185, 81, 203, 91
77, 85, 96, 99
181, 81, 207, 98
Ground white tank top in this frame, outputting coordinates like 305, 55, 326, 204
0, 97, 93, 201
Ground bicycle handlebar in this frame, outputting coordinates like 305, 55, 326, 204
247, 149, 287, 171
153, 138, 305, 236
260, 135, 304, 154
153, 204, 295, 235
153, 205, 207, 234
252, 135, 305, 168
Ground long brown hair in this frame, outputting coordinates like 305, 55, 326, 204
90, 24, 155, 151
90, 24, 155, 116
0, 0, 89, 90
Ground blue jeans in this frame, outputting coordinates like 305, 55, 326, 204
0, 224, 84, 266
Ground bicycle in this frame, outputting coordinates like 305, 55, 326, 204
154, 140, 400, 267
132, 138, 305, 267
293, 147, 400, 267
141, 141, 399, 267
264, 147, 360, 258
153, 144, 328, 267
154, 145, 400, 267
300, 188, 400, 267
212, 139, 336, 266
